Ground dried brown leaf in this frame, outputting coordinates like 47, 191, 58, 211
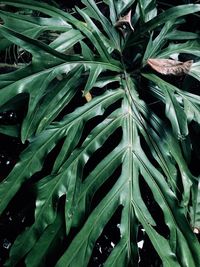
85, 92, 92, 102
115, 10, 134, 32
193, 227, 200, 234
147, 58, 193, 76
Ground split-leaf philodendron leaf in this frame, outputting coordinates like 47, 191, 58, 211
0, 0, 199, 266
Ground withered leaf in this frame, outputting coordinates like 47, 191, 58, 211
84, 92, 92, 102
193, 227, 200, 234
115, 10, 134, 32
147, 58, 193, 76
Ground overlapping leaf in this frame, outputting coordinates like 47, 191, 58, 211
158, 40, 200, 59
104, 0, 136, 18
0, 24, 122, 141
138, 0, 157, 23
0, 1, 199, 267
0, 10, 71, 51
128, 4, 200, 46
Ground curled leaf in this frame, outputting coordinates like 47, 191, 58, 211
147, 58, 193, 75
115, 10, 134, 32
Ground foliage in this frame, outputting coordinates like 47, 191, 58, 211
0, 0, 200, 266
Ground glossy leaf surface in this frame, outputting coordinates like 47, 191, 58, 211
0, 1, 199, 267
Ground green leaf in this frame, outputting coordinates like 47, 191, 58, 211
133, 149, 199, 267
0, 10, 70, 51
49, 29, 84, 53
80, 41, 94, 60
83, 65, 102, 94
183, 97, 200, 125
0, 0, 69, 19
0, 125, 20, 138
76, 5, 114, 60
190, 179, 200, 232
167, 30, 199, 41
142, 73, 188, 139
133, 200, 180, 267
0, 10, 70, 33
143, 4, 200, 33
165, 88, 188, 140
142, 73, 195, 205
104, 0, 136, 17
55, 183, 121, 267
129, 4, 200, 45
189, 61, 200, 82
0, 25, 122, 141
82, 0, 119, 43
25, 211, 65, 267
158, 40, 200, 58
0, 2, 200, 267
143, 20, 176, 64
4, 89, 124, 266
138, 0, 157, 23
23, 66, 84, 138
